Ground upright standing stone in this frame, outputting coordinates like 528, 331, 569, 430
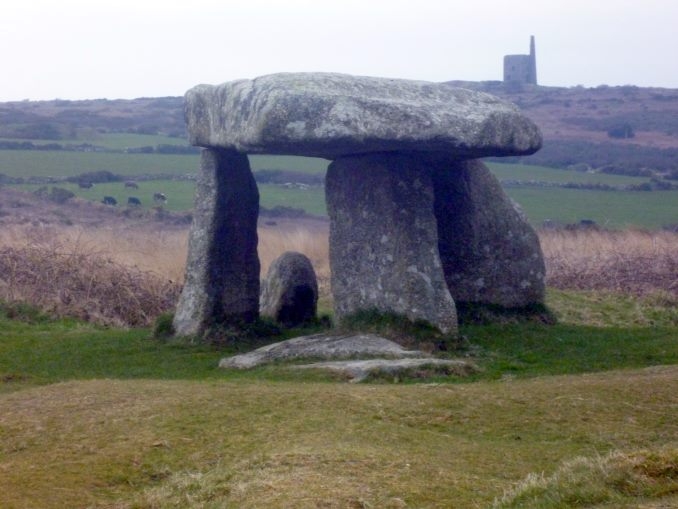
326, 152, 457, 334
433, 158, 545, 308
173, 149, 260, 337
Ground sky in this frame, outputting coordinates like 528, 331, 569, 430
2, 0, 677, 101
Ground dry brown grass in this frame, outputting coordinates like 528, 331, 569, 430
0, 224, 189, 283
0, 223, 331, 326
0, 226, 181, 327
541, 229, 678, 297
2, 222, 676, 327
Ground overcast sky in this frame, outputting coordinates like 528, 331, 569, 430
2, 0, 677, 101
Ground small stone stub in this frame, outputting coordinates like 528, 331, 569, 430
260, 251, 319, 327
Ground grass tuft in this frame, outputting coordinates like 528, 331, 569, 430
205, 318, 283, 350
152, 312, 176, 340
494, 447, 678, 508
0, 301, 51, 323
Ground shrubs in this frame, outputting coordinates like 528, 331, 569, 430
66, 170, 122, 184
0, 242, 180, 327
34, 186, 76, 204
500, 140, 678, 173
607, 122, 635, 139
1, 224, 676, 330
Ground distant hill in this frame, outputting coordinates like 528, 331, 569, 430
447, 81, 678, 176
2, 83, 678, 175
0, 96, 185, 140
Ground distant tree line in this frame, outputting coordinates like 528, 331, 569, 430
125, 144, 200, 155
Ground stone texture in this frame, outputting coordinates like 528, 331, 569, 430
173, 148, 260, 337
219, 333, 425, 369
433, 158, 545, 307
260, 251, 318, 326
185, 72, 542, 159
326, 152, 457, 334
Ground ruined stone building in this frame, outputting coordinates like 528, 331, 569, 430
503, 36, 537, 85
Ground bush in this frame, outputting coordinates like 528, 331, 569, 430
607, 123, 635, 139
0, 301, 51, 323
67, 170, 121, 184
48, 187, 75, 204
260, 206, 307, 218
34, 186, 75, 204
496, 140, 678, 174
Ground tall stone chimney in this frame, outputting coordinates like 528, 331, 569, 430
529, 35, 537, 85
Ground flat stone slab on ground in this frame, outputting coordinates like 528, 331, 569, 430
294, 358, 479, 383
218, 333, 425, 369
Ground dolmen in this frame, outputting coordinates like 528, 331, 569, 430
173, 72, 545, 338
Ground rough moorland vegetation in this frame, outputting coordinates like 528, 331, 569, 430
0, 221, 676, 327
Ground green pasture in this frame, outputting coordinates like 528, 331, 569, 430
0, 150, 197, 178
504, 187, 678, 228
17, 180, 329, 216
77, 132, 189, 150
0, 133, 189, 150
23, 178, 675, 229
485, 161, 651, 186
2, 143, 677, 228
0, 150, 328, 179
251, 154, 329, 173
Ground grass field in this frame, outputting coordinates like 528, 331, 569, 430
1, 298, 677, 508
485, 162, 650, 186
15, 180, 329, 216
0, 150, 327, 179
0, 150, 197, 178
14, 177, 677, 228
505, 187, 678, 228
